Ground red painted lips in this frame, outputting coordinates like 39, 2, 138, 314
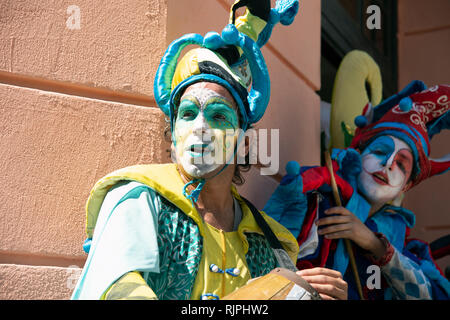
371, 171, 390, 186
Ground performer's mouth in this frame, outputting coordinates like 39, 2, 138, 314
371, 171, 390, 186
187, 143, 212, 157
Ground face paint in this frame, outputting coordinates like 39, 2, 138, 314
357, 135, 413, 206
173, 86, 240, 178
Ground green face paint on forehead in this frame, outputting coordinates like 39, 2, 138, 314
176, 88, 239, 131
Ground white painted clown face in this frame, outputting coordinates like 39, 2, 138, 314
357, 135, 414, 206
173, 82, 241, 179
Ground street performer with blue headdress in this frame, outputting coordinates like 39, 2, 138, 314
71, 0, 348, 300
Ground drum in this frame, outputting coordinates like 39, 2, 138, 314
222, 268, 321, 300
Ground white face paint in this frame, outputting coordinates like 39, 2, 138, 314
173, 84, 240, 179
357, 135, 414, 206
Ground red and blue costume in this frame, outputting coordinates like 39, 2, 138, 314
264, 81, 450, 299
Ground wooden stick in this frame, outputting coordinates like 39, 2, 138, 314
324, 151, 365, 300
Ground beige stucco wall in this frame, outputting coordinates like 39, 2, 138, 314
0, 0, 171, 299
398, 0, 450, 272
0, 0, 321, 299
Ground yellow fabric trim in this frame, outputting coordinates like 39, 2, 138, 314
171, 49, 201, 91
102, 271, 157, 300
171, 47, 248, 90
85, 163, 204, 239
190, 222, 251, 300
86, 163, 299, 272
220, 229, 227, 298
235, 9, 267, 42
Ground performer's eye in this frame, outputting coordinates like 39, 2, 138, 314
399, 163, 405, 173
181, 111, 195, 119
397, 161, 407, 174
213, 113, 226, 121
373, 149, 385, 155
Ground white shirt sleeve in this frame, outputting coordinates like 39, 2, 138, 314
71, 181, 161, 300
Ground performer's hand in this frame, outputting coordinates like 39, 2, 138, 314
296, 267, 348, 300
316, 206, 386, 259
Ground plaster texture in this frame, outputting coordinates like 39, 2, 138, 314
0, 83, 170, 260
0, 0, 167, 96
0, 264, 81, 300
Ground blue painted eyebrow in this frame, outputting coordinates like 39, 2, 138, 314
363, 136, 396, 165
365, 136, 395, 152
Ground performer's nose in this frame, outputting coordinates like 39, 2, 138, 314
192, 112, 210, 135
385, 153, 395, 170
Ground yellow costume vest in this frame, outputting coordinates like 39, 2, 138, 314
83, 163, 299, 299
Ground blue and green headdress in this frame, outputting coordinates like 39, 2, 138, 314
154, 0, 299, 133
